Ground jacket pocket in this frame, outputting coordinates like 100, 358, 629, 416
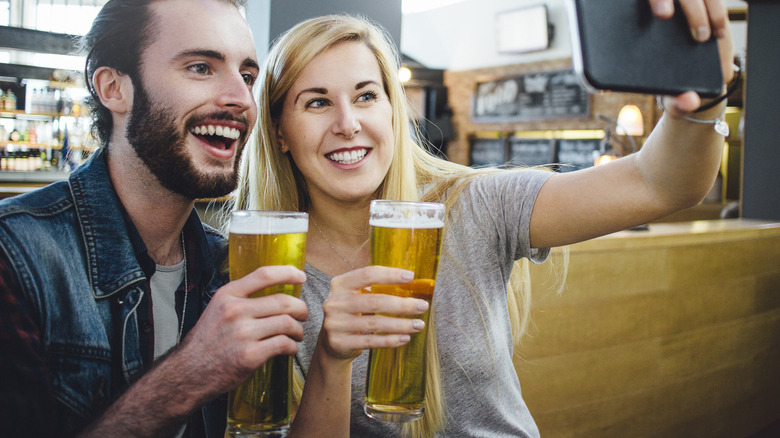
46, 343, 112, 428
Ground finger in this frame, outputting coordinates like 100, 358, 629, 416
332, 266, 415, 291
220, 265, 306, 299
212, 291, 308, 328
325, 313, 425, 335
241, 334, 300, 369
678, 0, 711, 42
648, 0, 675, 19
246, 313, 306, 342
248, 293, 309, 321
704, 0, 729, 38
324, 291, 429, 317
663, 92, 701, 117
333, 333, 413, 352
715, 20, 735, 82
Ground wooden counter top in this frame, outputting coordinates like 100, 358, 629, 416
574, 218, 780, 251
518, 218, 780, 437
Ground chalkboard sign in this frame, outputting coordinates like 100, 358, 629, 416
556, 139, 601, 172
470, 137, 507, 167
507, 138, 556, 167
472, 69, 590, 123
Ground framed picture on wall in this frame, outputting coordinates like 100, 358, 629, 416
469, 135, 507, 167
555, 138, 601, 172
496, 5, 552, 54
507, 137, 556, 168
472, 70, 590, 123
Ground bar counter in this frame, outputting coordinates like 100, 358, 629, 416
518, 219, 780, 437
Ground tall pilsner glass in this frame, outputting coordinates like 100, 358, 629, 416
227, 210, 308, 438
364, 200, 445, 423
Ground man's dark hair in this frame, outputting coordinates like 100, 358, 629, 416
79, 0, 246, 146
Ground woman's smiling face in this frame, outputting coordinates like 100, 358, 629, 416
276, 41, 395, 206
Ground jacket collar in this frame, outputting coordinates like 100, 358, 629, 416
69, 147, 224, 298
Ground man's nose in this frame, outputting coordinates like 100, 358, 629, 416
216, 72, 255, 115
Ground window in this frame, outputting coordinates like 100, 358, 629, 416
5, 0, 107, 35
34, 0, 107, 35
0, 1, 10, 26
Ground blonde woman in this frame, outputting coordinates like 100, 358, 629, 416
235, 3, 734, 436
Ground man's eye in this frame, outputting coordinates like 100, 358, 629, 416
242, 73, 257, 86
188, 63, 210, 75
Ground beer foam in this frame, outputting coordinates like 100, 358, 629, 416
230, 213, 308, 234
369, 201, 445, 229
369, 216, 444, 229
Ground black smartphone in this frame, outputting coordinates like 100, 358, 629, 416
567, 0, 723, 97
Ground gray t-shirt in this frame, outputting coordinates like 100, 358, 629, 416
297, 169, 553, 437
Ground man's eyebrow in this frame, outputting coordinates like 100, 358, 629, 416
242, 58, 260, 70
174, 49, 225, 62
173, 50, 259, 70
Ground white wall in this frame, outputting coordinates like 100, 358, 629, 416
401, 0, 747, 71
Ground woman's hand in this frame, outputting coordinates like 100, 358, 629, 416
649, 0, 735, 115
319, 266, 429, 362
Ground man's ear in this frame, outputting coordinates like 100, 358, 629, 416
92, 66, 133, 114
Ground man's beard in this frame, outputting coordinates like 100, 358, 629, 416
125, 79, 247, 199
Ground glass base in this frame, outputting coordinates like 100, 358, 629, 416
364, 403, 424, 423
226, 424, 289, 438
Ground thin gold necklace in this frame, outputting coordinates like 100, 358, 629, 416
310, 217, 356, 270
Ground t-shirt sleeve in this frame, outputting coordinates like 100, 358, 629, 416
0, 251, 59, 437
454, 168, 554, 265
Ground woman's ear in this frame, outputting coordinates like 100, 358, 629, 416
276, 124, 289, 153
92, 66, 133, 114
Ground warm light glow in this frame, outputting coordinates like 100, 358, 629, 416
594, 154, 618, 166
398, 67, 412, 83
616, 105, 644, 136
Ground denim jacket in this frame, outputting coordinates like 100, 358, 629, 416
0, 148, 227, 436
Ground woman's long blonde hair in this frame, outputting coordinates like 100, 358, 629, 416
232, 14, 563, 437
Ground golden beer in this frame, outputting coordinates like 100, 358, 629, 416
364, 200, 445, 423
227, 211, 308, 438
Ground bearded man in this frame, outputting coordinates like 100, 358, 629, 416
0, 1, 308, 436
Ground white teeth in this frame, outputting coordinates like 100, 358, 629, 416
192, 124, 241, 141
327, 148, 368, 165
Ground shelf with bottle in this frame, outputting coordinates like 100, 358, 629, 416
0, 144, 95, 174
1, 109, 97, 176
0, 140, 97, 151
0, 109, 67, 119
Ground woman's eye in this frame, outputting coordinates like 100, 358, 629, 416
357, 91, 378, 102
305, 98, 329, 109
188, 63, 211, 75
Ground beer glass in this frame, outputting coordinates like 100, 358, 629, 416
364, 200, 445, 423
227, 210, 308, 438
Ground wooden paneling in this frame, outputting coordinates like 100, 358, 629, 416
517, 220, 780, 437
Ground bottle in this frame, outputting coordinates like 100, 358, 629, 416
4, 90, 17, 111
28, 124, 38, 144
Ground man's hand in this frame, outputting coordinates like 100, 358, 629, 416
80, 265, 308, 437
